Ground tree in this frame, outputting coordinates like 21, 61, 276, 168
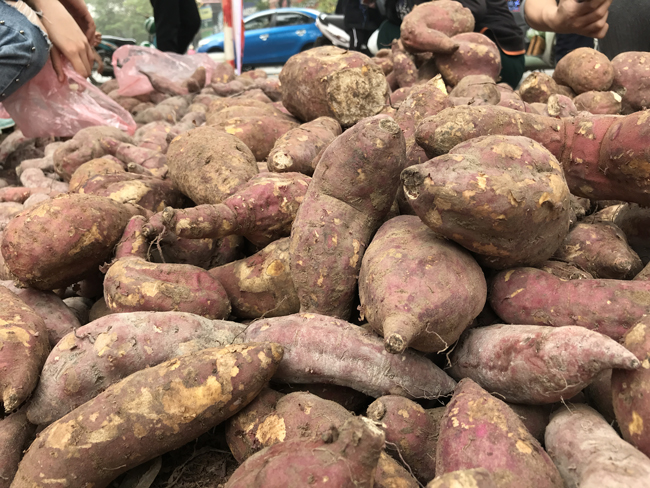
87, 0, 153, 44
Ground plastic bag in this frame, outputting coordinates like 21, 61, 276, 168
2, 57, 137, 138
113, 45, 219, 97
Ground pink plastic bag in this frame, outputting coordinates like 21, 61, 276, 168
113, 45, 218, 97
2, 58, 136, 138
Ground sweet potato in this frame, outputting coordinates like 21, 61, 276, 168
16, 154, 56, 177
583, 369, 615, 422
374, 55, 394, 75
134, 121, 172, 153
27, 310, 245, 425
400, 0, 474, 54
448, 324, 639, 404
389, 87, 412, 107
375, 453, 420, 488
206, 98, 280, 121
267, 117, 341, 175
108, 90, 142, 112
612, 319, 650, 456
167, 110, 206, 141
0, 286, 49, 412
359, 216, 486, 353
449, 74, 500, 104
68, 157, 126, 193
101, 137, 167, 169
539, 260, 593, 280
545, 404, 650, 488
53, 126, 133, 181
610, 51, 650, 113
290, 115, 406, 319
280, 46, 388, 126
253, 77, 282, 102
553, 47, 614, 94
244, 313, 456, 400
212, 61, 235, 84
0, 202, 24, 229
367, 395, 444, 483
490, 267, 650, 341
402, 135, 571, 269
14, 343, 282, 488
392, 44, 418, 88
19, 168, 68, 193
434, 32, 501, 86
224, 416, 384, 488
1, 194, 145, 290
100, 78, 119, 94
165, 126, 258, 205
208, 237, 299, 319
426, 469, 496, 488
545, 93, 578, 117
150, 233, 243, 269
506, 404, 551, 443
134, 104, 177, 124
272, 383, 371, 413
0, 187, 32, 204
552, 222, 642, 279
436, 379, 564, 488
518, 72, 562, 103
0, 409, 35, 488
211, 79, 247, 96
573, 90, 622, 114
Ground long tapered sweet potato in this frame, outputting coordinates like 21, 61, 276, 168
375, 453, 420, 488
436, 379, 564, 488
208, 237, 299, 319
225, 416, 384, 488
545, 404, 650, 488
14, 343, 282, 488
490, 267, 650, 341
1, 194, 145, 291
426, 469, 497, 488
149, 172, 310, 248
359, 216, 486, 353
27, 310, 245, 426
553, 47, 614, 94
279, 46, 388, 126
165, 125, 258, 205
367, 395, 444, 483
612, 318, 650, 457
244, 313, 456, 399
267, 117, 341, 175
290, 115, 406, 319
402, 135, 571, 269
552, 222, 643, 279
435, 33, 501, 86
0, 287, 49, 413
0, 409, 35, 488
448, 324, 639, 404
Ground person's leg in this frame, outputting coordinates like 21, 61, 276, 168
499, 51, 525, 90
376, 20, 400, 51
150, 0, 181, 53
176, 0, 201, 54
0, 1, 49, 102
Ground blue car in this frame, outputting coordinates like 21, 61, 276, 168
197, 8, 321, 66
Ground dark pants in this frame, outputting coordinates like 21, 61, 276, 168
499, 51, 525, 90
150, 0, 201, 54
346, 27, 372, 55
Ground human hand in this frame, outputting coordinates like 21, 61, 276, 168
546, 0, 613, 38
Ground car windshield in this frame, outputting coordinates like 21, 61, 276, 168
245, 15, 272, 30
275, 12, 314, 26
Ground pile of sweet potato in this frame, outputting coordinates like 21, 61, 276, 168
2, 5, 650, 485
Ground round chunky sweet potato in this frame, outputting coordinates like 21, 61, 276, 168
434, 32, 501, 86
573, 90, 622, 114
552, 47, 614, 94
518, 72, 562, 104
610, 51, 650, 113
449, 74, 500, 104
69, 157, 126, 192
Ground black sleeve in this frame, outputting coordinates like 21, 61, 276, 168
457, 0, 487, 24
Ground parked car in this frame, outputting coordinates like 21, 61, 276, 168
197, 8, 321, 66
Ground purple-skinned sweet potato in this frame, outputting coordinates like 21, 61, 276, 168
573, 90, 622, 114
584, 369, 615, 422
359, 215, 486, 353
134, 121, 172, 153
165, 125, 258, 205
244, 313, 456, 400
518, 72, 563, 104
101, 137, 167, 170
0, 286, 49, 413
224, 416, 385, 488
392, 43, 418, 88
1, 194, 146, 291
552, 222, 643, 279
435, 32, 501, 86
375, 453, 420, 488
208, 237, 299, 319
14, 343, 283, 488
68, 157, 127, 193
279, 46, 388, 126
449, 74, 500, 104
448, 324, 639, 404
545, 404, 650, 488
426, 469, 497, 488
267, 117, 341, 175
612, 318, 650, 457
490, 267, 650, 341
0, 409, 35, 488
436, 379, 564, 488
611, 51, 650, 113
540, 260, 593, 280
290, 115, 406, 319
545, 93, 578, 117
553, 47, 614, 94
26, 310, 245, 426
272, 383, 371, 413
402, 135, 571, 269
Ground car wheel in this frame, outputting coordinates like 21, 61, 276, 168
314, 36, 331, 47
300, 42, 315, 52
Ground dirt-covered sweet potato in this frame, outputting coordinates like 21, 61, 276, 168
553, 47, 614, 94
610, 51, 650, 113
101, 137, 167, 169
374, 55, 394, 75
0, 286, 49, 413
540, 260, 593, 279
213, 61, 235, 84
402, 135, 571, 269
0, 409, 35, 488
14, 343, 282, 488
545, 404, 650, 488
267, 117, 341, 175
167, 110, 206, 141
375, 453, 420, 488
400, 0, 474, 54
134, 121, 172, 153
552, 222, 643, 279
134, 104, 177, 124
68, 157, 126, 193
573, 90, 622, 114
545, 93, 578, 117
584, 369, 615, 422
165, 126, 258, 205
244, 313, 456, 400
208, 237, 299, 319
1, 194, 145, 290
272, 383, 371, 413
448, 324, 639, 404
27, 310, 245, 426
449, 74, 500, 104
518, 72, 562, 103
225, 416, 384, 488
291, 115, 406, 319
490, 267, 650, 341
359, 216, 486, 353
53, 126, 133, 181
436, 379, 563, 488
426, 469, 497, 488
279, 46, 388, 126
367, 395, 444, 483
612, 319, 650, 456
0, 186, 32, 204
435, 32, 501, 86
392, 43, 418, 88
